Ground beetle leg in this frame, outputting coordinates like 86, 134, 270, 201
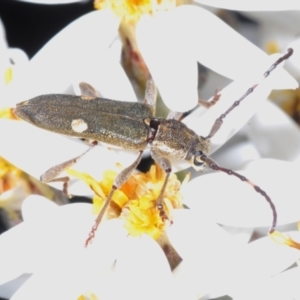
198, 88, 221, 108
173, 89, 222, 121
85, 150, 144, 246
166, 111, 182, 120
144, 78, 157, 115
79, 82, 100, 99
150, 150, 172, 223
40, 141, 98, 198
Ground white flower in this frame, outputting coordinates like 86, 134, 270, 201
0, 195, 237, 299
228, 230, 300, 300
1, 2, 300, 299
0, 18, 28, 93
2, 158, 300, 299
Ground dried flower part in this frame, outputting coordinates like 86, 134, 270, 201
270, 230, 300, 250
119, 22, 150, 92
94, 0, 189, 91
68, 164, 183, 239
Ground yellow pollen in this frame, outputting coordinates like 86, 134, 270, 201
4, 67, 13, 85
0, 108, 18, 120
270, 230, 300, 250
77, 293, 98, 300
94, 0, 177, 21
0, 157, 24, 194
67, 164, 183, 239
265, 41, 280, 55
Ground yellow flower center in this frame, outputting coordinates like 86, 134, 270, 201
67, 164, 183, 239
94, 0, 181, 21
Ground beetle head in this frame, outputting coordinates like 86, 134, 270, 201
188, 136, 211, 171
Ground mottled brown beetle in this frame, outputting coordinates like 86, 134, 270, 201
14, 49, 293, 244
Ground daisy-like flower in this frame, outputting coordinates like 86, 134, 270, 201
0, 194, 238, 300
0, 1, 300, 299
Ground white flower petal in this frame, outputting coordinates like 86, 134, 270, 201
221, 225, 254, 245
167, 209, 236, 297
0, 198, 73, 285
0, 223, 32, 284
194, 0, 300, 11
137, 11, 198, 112
172, 261, 210, 300
27, 202, 93, 273
10, 261, 86, 300
246, 100, 300, 162
176, 6, 295, 86
287, 37, 300, 79
3, 201, 124, 298
0, 274, 31, 300
72, 49, 137, 101
266, 266, 300, 300
7, 48, 28, 67
228, 231, 300, 298
111, 235, 175, 300
167, 209, 235, 259
32, 217, 129, 298
21, 195, 58, 223
210, 131, 261, 171
3, 10, 120, 108
184, 52, 297, 154
184, 159, 300, 228
0, 119, 137, 195
85, 219, 128, 274
137, 5, 295, 113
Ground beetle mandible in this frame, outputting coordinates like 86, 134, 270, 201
14, 49, 293, 244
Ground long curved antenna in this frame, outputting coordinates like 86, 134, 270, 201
201, 154, 276, 233
206, 48, 294, 139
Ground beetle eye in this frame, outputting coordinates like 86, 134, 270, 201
194, 151, 204, 166
194, 156, 203, 166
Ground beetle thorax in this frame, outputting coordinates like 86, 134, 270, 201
148, 118, 209, 160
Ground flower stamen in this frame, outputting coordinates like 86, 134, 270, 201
68, 164, 183, 239
270, 230, 300, 250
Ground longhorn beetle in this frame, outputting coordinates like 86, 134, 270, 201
14, 49, 293, 245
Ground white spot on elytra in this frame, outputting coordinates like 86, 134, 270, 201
71, 119, 88, 133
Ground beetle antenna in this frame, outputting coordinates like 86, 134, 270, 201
201, 154, 276, 233
206, 48, 293, 139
